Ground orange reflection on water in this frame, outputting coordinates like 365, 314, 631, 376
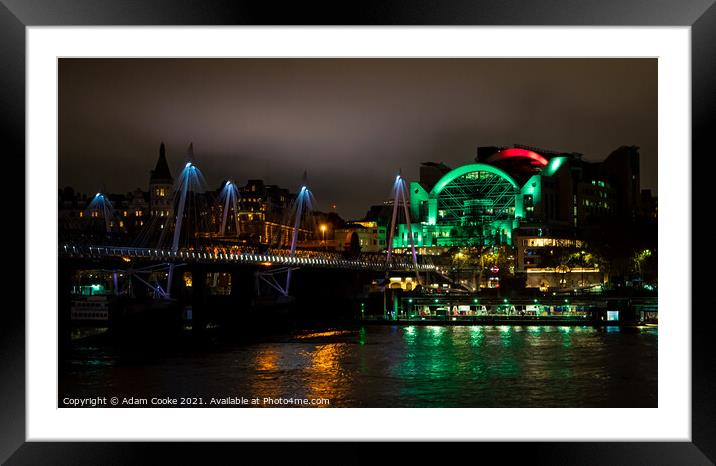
251, 349, 281, 404
256, 349, 278, 372
306, 343, 349, 405
294, 330, 354, 340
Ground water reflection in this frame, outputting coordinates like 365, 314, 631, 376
306, 343, 350, 405
251, 349, 281, 403
559, 326, 573, 348
256, 349, 278, 372
61, 324, 657, 408
358, 327, 367, 345
294, 330, 354, 340
469, 326, 484, 347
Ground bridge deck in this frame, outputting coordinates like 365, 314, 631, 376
59, 244, 438, 272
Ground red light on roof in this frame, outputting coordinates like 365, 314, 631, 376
488, 148, 549, 166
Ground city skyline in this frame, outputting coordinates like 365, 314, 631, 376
57, 58, 660, 413
59, 58, 657, 219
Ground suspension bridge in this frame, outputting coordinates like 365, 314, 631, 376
60, 144, 441, 307
59, 244, 437, 273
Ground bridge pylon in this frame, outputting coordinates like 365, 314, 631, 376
383, 172, 421, 319
386, 172, 419, 276
256, 173, 314, 298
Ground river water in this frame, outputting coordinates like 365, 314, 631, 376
60, 325, 657, 408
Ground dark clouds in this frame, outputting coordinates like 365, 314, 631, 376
59, 58, 657, 219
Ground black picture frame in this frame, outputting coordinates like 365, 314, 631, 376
2, 1, 714, 464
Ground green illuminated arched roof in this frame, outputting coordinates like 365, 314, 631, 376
430, 163, 519, 195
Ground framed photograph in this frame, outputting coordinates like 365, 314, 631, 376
3, 0, 714, 463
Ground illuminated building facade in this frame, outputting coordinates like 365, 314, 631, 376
235, 179, 293, 244
391, 147, 569, 248
59, 187, 149, 238
515, 237, 585, 270
514, 235, 604, 291
334, 221, 387, 253
390, 144, 649, 250
207, 179, 314, 246
117, 189, 148, 232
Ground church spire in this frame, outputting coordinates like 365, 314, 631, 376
150, 141, 173, 183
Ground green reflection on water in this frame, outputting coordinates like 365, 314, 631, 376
469, 326, 484, 347
559, 326, 573, 348
527, 326, 544, 336
358, 326, 367, 346
499, 325, 512, 348
428, 326, 446, 343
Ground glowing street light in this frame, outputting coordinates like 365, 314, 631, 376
320, 224, 327, 244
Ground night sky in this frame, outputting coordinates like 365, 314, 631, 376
59, 58, 657, 219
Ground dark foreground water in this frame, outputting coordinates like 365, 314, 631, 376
60, 325, 657, 407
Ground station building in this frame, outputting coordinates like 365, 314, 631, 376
390, 144, 643, 252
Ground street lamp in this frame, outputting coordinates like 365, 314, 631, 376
320, 224, 327, 246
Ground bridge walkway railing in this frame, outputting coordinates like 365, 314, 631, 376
59, 244, 439, 273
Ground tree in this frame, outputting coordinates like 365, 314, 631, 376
446, 245, 507, 291
346, 232, 361, 258
633, 248, 655, 283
